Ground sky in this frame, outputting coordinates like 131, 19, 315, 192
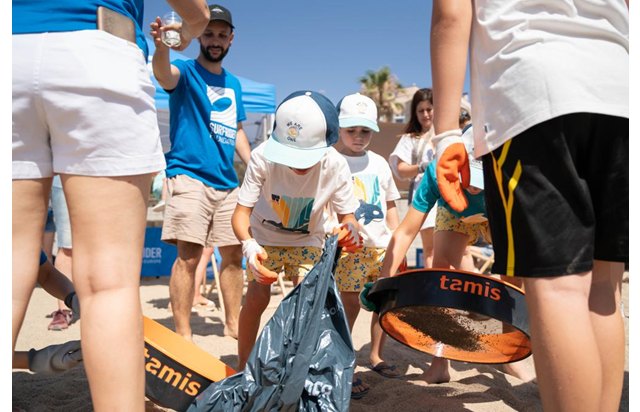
144, 0, 471, 105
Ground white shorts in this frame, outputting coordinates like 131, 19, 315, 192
12, 30, 166, 179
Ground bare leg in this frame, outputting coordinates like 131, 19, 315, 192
170, 240, 203, 340
589, 260, 625, 411
62, 174, 151, 411
340, 291, 360, 331
498, 276, 536, 382
13, 178, 52, 352
460, 247, 476, 272
41, 230, 55, 261
217, 245, 244, 338
421, 356, 451, 384
523, 261, 624, 412
237, 280, 271, 370
193, 246, 214, 306
369, 313, 387, 368
419, 228, 435, 268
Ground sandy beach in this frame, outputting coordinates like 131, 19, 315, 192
12, 269, 629, 411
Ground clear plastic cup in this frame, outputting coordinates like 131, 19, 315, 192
161, 11, 182, 48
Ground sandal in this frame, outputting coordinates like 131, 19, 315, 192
350, 378, 369, 400
370, 361, 401, 378
193, 299, 216, 311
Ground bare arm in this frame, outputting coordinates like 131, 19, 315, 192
235, 123, 252, 165
165, 0, 210, 49
37, 260, 75, 302
150, 16, 181, 90
395, 160, 421, 179
380, 207, 426, 278
337, 213, 359, 230
385, 200, 399, 231
232, 204, 254, 241
431, 0, 473, 134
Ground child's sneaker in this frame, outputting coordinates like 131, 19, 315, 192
47, 309, 73, 331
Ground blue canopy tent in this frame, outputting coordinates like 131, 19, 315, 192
145, 38, 276, 151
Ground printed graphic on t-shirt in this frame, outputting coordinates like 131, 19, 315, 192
207, 86, 237, 146
353, 175, 384, 225
263, 194, 314, 234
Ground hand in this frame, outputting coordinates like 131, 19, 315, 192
28, 340, 83, 374
460, 213, 488, 224
64, 292, 80, 319
434, 130, 470, 212
333, 223, 363, 253
418, 160, 430, 174
359, 282, 378, 312
241, 239, 278, 285
149, 17, 168, 49
398, 257, 408, 273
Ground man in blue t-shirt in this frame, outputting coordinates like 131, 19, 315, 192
151, 3, 250, 341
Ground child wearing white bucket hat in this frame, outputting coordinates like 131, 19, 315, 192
324, 93, 402, 398
232, 90, 361, 371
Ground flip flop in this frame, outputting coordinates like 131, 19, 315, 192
193, 299, 216, 311
350, 378, 369, 400
370, 361, 401, 378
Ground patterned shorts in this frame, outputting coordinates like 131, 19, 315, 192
335, 247, 386, 293
245, 245, 322, 282
435, 206, 491, 245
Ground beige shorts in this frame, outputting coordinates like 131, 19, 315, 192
246, 245, 322, 282
12, 31, 165, 178
335, 247, 386, 292
435, 206, 492, 245
161, 174, 240, 247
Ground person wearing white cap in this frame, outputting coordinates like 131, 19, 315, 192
232, 90, 361, 371
369, 125, 489, 384
327, 93, 402, 398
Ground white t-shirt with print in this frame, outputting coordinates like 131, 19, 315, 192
470, 0, 629, 157
327, 151, 401, 248
238, 142, 359, 248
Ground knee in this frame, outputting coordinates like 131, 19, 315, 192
242, 288, 270, 314
220, 246, 243, 269
175, 255, 200, 273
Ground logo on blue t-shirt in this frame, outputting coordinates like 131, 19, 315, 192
207, 86, 237, 145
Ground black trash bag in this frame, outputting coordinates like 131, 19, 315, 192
188, 235, 355, 412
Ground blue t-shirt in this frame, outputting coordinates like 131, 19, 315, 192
412, 162, 486, 217
165, 60, 247, 190
12, 0, 148, 59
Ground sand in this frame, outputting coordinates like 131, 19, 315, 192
12, 274, 629, 411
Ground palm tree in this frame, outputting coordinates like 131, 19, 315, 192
359, 66, 404, 122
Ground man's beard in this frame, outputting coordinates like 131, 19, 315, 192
200, 44, 230, 63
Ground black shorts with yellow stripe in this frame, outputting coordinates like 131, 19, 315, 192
482, 113, 628, 277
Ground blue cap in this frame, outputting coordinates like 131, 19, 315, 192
263, 91, 339, 169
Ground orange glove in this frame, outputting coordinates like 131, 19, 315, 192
332, 222, 363, 253
434, 130, 470, 212
241, 239, 278, 285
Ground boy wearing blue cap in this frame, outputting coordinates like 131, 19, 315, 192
232, 90, 361, 371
